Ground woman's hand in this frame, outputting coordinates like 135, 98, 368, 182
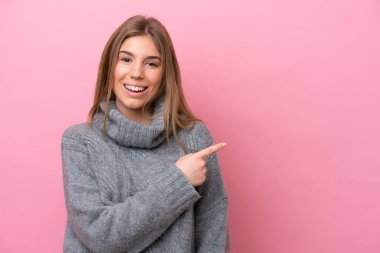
175, 143, 227, 186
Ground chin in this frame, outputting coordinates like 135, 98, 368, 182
120, 98, 144, 110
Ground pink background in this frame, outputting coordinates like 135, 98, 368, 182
1, 0, 380, 252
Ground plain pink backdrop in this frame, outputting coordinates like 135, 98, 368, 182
1, 0, 380, 252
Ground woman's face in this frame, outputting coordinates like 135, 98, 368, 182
113, 35, 163, 120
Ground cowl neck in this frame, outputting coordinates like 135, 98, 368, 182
92, 96, 169, 148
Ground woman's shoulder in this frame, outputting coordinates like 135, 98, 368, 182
191, 121, 212, 137
62, 122, 91, 138
184, 120, 215, 150
61, 122, 104, 151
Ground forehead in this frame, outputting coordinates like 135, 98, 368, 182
119, 35, 160, 56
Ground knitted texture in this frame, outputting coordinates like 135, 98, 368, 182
61, 97, 230, 253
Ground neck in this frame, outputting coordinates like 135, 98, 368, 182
115, 100, 152, 125
92, 96, 169, 148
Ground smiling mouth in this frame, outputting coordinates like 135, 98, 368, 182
123, 84, 148, 93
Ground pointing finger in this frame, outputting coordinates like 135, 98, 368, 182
194, 143, 227, 158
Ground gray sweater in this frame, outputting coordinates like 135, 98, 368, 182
61, 96, 230, 253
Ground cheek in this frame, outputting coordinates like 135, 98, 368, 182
115, 64, 128, 78
148, 69, 163, 85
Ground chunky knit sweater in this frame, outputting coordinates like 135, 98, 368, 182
61, 96, 230, 253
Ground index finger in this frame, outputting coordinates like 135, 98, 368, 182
194, 143, 227, 158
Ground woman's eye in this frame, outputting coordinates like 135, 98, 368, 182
121, 58, 131, 63
146, 62, 158, 67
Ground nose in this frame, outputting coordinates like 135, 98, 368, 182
129, 63, 144, 80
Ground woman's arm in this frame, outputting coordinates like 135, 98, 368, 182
193, 123, 230, 253
61, 129, 201, 253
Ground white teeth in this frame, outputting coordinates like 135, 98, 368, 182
124, 84, 147, 92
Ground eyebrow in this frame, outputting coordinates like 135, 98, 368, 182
119, 50, 161, 61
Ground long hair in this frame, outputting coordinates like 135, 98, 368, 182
87, 15, 202, 152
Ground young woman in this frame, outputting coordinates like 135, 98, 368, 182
61, 15, 230, 253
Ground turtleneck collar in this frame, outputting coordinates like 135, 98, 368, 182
92, 96, 170, 149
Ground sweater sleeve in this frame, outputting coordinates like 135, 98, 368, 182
61, 129, 201, 253
193, 123, 230, 253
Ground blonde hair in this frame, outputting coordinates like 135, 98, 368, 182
87, 15, 203, 152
